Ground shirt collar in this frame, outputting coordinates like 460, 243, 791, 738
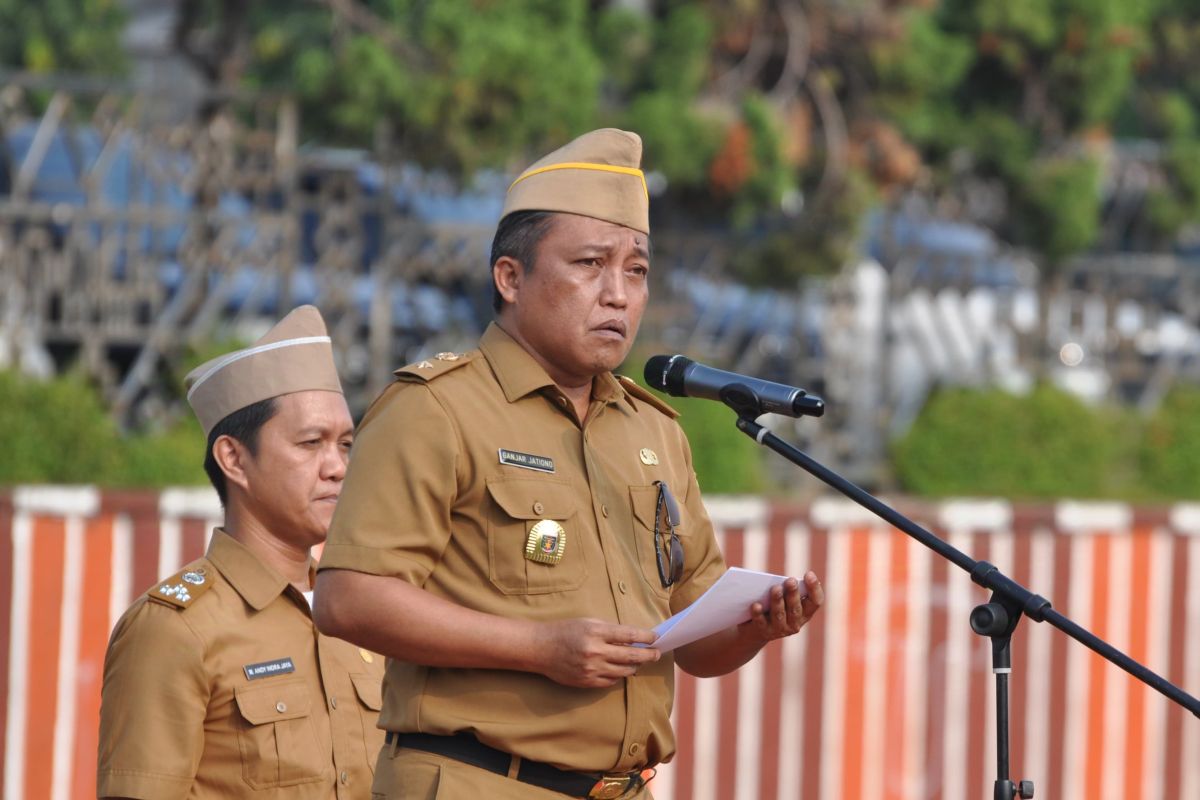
479, 322, 627, 407
206, 529, 298, 611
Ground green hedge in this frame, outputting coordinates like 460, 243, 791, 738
892, 383, 1200, 501
1139, 385, 1200, 499
664, 391, 767, 495
0, 370, 207, 487
12, 366, 1200, 500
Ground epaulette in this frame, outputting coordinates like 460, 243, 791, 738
147, 560, 216, 610
394, 350, 477, 383
617, 375, 680, 419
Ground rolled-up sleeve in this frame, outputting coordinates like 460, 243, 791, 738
319, 381, 460, 585
97, 601, 208, 800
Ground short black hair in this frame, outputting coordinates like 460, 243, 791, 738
489, 210, 557, 313
203, 397, 279, 507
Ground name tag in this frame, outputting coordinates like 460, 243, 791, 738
498, 448, 555, 473
243, 657, 296, 681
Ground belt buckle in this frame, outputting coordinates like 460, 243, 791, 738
588, 775, 633, 799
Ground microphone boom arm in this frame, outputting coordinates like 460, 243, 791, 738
725, 406, 1200, 800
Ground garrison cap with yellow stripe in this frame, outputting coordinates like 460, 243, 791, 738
502, 128, 650, 234
184, 305, 343, 436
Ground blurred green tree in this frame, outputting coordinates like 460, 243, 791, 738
0, 0, 126, 74
170, 0, 1200, 281
871, 0, 1153, 268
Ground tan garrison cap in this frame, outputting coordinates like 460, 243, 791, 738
185, 305, 343, 435
502, 128, 650, 234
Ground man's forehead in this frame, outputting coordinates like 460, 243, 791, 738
547, 213, 651, 256
267, 390, 352, 430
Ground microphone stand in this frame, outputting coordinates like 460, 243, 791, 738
719, 388, 1200, 800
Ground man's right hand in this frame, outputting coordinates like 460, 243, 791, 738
535, 619, 660, 688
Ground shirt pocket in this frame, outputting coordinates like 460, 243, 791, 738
351, 672, 385, 774
629, 484, 686, 599
485, 477, 587, 595
234, 678, 327, 789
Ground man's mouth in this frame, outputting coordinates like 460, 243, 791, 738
594, 320, 627, 338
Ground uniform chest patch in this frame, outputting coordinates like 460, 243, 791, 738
498, 448, 555, 473
243, 657, 296, 681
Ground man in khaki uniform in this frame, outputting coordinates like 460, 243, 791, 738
314, 130, 824, 799
97, 306, 385, 800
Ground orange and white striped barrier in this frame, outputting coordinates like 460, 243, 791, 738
2, 489, 1198, 799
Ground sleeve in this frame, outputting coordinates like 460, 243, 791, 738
669, 425, 728, 614
318, 381, 459, 585
96, 601, 209, 800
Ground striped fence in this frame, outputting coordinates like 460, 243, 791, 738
2, 488, 1198, 800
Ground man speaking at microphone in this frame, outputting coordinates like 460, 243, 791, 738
313, 128, 824, 799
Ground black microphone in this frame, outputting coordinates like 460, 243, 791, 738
643, 355, 825, 418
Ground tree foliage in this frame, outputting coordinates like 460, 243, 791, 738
0, 0, 126, 74
14, 1, 1200, 280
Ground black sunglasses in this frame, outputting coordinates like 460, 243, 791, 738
653, 480, 684, 588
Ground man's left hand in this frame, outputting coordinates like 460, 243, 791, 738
743, 571, 824, 642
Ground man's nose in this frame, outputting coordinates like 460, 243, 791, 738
323, 442, 348, 480
600, 265, 628, 307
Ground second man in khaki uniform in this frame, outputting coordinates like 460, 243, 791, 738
97, 306, 385, 799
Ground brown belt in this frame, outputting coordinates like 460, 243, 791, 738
385, 731, 646, 799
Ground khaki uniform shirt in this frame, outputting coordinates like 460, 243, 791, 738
319, 323, 726, 774
97, 530, 386, 799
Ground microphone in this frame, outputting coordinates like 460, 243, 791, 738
643, 355, 825, 419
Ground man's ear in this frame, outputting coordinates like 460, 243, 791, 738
492, 256, 523, 308
212, 434, 252, 494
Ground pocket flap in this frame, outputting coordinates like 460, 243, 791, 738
486, 478, 576, 520
350, 672, 383, 711
235, 679, 312, 725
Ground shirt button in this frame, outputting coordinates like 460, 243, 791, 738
330, 696, 338, 709
556, 397, 567, 406
629, 743, 641, 756
275, 701, 287, 713
339, 770, 348, 785
533, 501, 545, 515
618, 581, 628, 594
601, 505, 609, 517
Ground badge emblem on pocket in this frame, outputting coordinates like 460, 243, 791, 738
525, 520, 566, 564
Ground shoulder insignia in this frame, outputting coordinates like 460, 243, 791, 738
146, 560, 216, 610
617, 375, 680, 419
394, 350, 477, 383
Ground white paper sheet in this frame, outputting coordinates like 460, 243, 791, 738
649, 567, 793, 652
